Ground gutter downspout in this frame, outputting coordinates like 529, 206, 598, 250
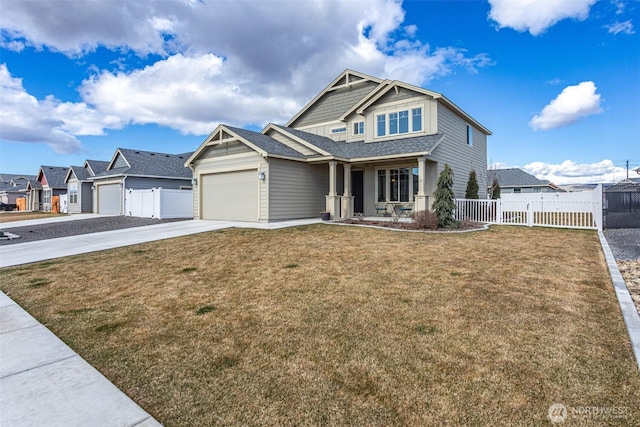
187, 164, 197, 219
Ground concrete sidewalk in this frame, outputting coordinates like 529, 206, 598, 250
0, 217, 324, 426
0, 291, 161, 427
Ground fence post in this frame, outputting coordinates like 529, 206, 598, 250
594, 184, 603, 231
497, 199, 502, 225
527, 201, 533, 227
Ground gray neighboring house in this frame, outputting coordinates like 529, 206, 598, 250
0, 174, 36, 205
89, 148, 193, 215
186, 69, 491, 222
487, 168, 562, 196
64, 160, 109, 213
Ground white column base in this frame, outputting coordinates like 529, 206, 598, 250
415, 195, 429, 212
325, 195, 341, 219
340, 196, 355, 219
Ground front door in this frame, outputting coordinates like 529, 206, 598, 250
352, 170, 364, 214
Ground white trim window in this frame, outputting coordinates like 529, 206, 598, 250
466, 125, 473, 146
69, 183, 78, 204
353, 121, 364, 135
376, 167, 419, 203
375, 107, 423, 138
43, 189, 51, 205
331, 127, 346, 134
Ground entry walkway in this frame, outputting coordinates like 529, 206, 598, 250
0, 217, 323, 426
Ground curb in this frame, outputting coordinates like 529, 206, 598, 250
598, 230, 640, 371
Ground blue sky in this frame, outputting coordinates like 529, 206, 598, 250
0, 0, 638, 184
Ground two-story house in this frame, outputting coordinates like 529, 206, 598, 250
186, 69, 491, 221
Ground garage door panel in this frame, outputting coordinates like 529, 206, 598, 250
98, 184, 121, 215
202, 170, 257, 221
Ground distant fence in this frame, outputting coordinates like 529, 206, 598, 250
126, 188, 193, 219
455, 185, 603, 231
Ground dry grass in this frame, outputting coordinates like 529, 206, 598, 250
1, 225, 639, 426
0, 211, 66, 223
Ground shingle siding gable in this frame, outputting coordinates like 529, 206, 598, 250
292, 81, 379, 128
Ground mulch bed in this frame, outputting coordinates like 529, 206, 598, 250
337, 219, 486, 231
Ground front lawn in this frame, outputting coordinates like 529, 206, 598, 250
1, 225, 638, 425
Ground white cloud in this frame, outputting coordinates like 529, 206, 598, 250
488, 0, 596, 35
79, 54, 301, 134
0, 64, 116, 154
529, 81, 603, 130
608, 20, 635, 35
0, 0, 495, 154
524, 160, 626, 184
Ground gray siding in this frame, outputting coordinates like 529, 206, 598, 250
80, 182, 93, 213
199, 141, 253, 159
124, 177, 190, 190
432, 103, 488, 199
293, 81, 378, 128
375, 87, 423, 105
268, 158, 328, 220
113, 154, 128, 168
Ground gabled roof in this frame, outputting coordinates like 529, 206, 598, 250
286, 69, 383, 128
37, 166, 69, 189
486, 168, 552, 188
188, 122, 446, 165
272, 125, 444, 161
64, 166, 90, 183
341, 79, 491, 135
0, 173, 36, 183
84, 159, 109, 176
93, 148, 193, 180
606, 179, 640, 192
286, 69, 491, 135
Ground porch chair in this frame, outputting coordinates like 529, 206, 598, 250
397, 204, 413, 218
375, 203, 388, 216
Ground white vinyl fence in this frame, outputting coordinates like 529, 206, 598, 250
126, 188, 193, 219
455, 185, 603, 231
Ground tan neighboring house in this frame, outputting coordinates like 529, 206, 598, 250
64, 160, 109, 214
186, 69, 491, 222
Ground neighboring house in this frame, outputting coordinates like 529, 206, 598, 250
0, 174, 36, 204
89, 148, 193, 215
30, 166, 69, 212
486, 168, 562, 196
64, 160, 109, 213
186, 69, 491, 222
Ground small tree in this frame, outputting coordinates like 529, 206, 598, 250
432, 163, 458, 228
489, 178, 501, 199
465, 169, 479, 199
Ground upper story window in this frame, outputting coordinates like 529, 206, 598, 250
331, 127, 346, 134
466, 125, 473, 146
376, 107, 423, 138
354, 121, 364, 135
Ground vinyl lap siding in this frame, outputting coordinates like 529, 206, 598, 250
268, 158, 328, 220
434, 104, 487, 198
293, 81, 378, 128
125, 177, 190, 190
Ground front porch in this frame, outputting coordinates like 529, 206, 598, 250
323, 158, 437, 220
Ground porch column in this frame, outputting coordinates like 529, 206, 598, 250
415, 157, 429, 212
341, 164, 354, 219
325, 161, 340, 219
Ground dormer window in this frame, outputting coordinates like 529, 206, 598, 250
331, 127, 346, 134
375, 107, 423, 138
353, 121, 365, 135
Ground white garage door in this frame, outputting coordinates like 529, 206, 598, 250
201, 170, 258, 221
97, 184, 121, 215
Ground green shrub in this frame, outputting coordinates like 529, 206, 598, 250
432, 164, 459, 229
